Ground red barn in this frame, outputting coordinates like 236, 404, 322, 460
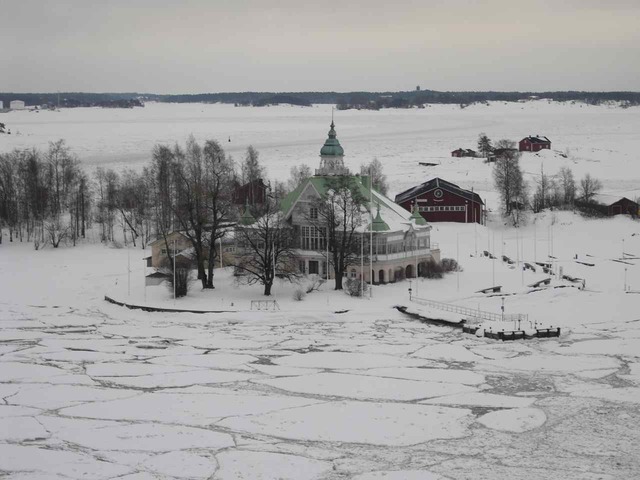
395, 178, 485, 224
591, 195, 639, 216
519, 135, 551, 152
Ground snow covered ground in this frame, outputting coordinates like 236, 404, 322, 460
1, 101, 640, 479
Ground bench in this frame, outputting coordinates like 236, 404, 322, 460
476, 286, 502, 294
562, 274, 582, 283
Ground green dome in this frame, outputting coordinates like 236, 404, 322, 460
368, 204, 390, 232
320, 121, 344, 156
410, 204, 427, 225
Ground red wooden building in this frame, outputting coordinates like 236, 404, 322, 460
232, 179, 268, 206
519, 135, 551, 152
591, 195, 639, 216
395, 178, 485, 224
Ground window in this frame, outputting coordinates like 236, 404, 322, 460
299, 260, 306, 274
301, 226, 326, 250
350, 269, 357, 279
309, 261, 319, 275
309, 206, 318, 220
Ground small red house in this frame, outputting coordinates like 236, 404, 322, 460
592, 195, 639, 216
519, 135, 551, 152
395, 178, 485, 224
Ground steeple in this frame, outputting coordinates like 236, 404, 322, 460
316, 118, 349, 176
368, 203, 390, 232
410, 202, 427, 226
240, 201, 256, 225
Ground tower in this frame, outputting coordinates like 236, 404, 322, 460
316, 120, 349, 176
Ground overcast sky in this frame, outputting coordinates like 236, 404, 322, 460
3, 0, 639, 93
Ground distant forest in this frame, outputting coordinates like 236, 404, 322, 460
1, 90, 639, 110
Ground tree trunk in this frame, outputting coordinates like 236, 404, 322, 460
264, 282, 272, 296
198, 262, 208, 289
206, 238, 216, 288
334, 271, 343, 290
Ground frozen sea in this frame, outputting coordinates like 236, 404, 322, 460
2, 101, 640, 206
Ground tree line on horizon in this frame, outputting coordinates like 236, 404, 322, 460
2, 90, 640, 110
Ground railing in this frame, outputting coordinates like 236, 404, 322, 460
411, 296, 527, 324
373, 248, 432, 262
250, 300, 280, 311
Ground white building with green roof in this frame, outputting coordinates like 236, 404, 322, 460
280, 121, 439, 284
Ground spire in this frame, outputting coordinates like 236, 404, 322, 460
410, 202, 427, 226
240, 201, 256, 225
368, 203, 390, 232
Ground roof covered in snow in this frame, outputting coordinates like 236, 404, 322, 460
395, 177, 484, 205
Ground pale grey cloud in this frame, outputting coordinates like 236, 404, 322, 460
2, 0, 639, 92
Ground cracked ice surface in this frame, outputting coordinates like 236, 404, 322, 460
2, 302, 640, 478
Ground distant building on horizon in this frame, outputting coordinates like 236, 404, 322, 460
519, 135, 551, 152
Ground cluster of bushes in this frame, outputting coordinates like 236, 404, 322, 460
421, 258, 461, 279
292, 275, 326, 301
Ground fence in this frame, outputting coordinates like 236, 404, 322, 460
411, 296, 527, 324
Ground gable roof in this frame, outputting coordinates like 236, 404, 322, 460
592, 194, 639, 207
521, 135, 550, 144
281, 174, 429, 233
395, 177, 484, 205
148, 231, 189, 247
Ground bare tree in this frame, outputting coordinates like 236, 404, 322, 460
360, 158, 389, 195
558, 167, 576, 206
579, 173, 602, 203
234, 198, 298, 296
315, 176, 368, 290
203, 140, 237, 288
288, 164, 312, 191
492, 140, 528, 225
171, 138, 210, 289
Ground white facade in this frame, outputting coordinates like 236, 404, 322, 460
10, 100, 25, 110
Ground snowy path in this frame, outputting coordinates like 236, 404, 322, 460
1, 299, 639, 479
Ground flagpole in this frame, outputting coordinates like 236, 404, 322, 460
369, 167, 373, 298
127, 245, 131, 297
361, 226, 364, 298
